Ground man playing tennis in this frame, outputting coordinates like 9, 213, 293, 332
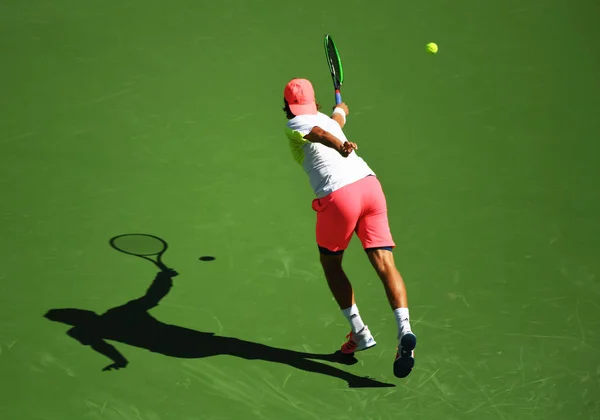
282, 78, 417, 378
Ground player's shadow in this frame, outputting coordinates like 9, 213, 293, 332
44, 270, 394, 388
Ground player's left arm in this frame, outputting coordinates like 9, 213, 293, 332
67, 326, 129, 371
304, 126, 357, 157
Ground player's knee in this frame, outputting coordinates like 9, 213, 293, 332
367, 248, 396, 274
319, 253, 344, 274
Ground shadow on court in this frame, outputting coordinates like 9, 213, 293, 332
44, 238, 394, 389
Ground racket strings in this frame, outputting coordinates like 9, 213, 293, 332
326, 42, 342, 83
111, 234, 166, 256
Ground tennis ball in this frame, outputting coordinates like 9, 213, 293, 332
426, 42, 438, 54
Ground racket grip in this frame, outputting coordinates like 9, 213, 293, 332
156, 261, 170, 272
335, 90, 342, 105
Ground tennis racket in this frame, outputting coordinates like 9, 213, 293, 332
110, 234, 170, 272
324, 34, 344, 105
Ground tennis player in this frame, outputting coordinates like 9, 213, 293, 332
282, 78, 417, 378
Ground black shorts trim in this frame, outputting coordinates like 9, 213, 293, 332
365, 246, 394, 253
318, 245, 345, 255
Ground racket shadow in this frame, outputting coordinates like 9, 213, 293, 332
44, 263, 394, 389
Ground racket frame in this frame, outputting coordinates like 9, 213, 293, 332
324, 34, 344, 104
110, 234, 170, 272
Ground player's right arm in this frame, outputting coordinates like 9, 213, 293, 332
304, 127, 357, 157
330, 102, 349, 129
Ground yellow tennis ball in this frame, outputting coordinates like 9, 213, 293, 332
426, 42, 438, 54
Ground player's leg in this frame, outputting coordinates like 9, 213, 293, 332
319, 251, 375, 353
365, 249, 416, 378
319, 251, 353, 310
365, 248, 415, 335
366, 249, 408, 311
355, 176, 417, 378
312, 189, 376, 354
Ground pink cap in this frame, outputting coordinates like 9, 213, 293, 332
284, 78, 318, 116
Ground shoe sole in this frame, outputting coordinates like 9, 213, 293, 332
393, 333, 417, 378
356, 340, 377, 353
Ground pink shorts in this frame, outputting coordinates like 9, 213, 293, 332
312, 175, 395, 253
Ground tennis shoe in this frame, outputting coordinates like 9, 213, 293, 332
341, 326, 377, 354
393, 331, 417, 378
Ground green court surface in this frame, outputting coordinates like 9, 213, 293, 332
2, 0, 600, 419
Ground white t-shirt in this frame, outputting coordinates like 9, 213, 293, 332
285, 112, 375, 198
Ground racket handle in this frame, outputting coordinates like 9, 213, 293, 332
156, 261, 170, 272
335, 90, 342, 105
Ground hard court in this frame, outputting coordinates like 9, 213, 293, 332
1, 0, 599, 419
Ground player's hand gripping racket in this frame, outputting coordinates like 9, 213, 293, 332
110, 234, 173, 273
324, 34, 344, 105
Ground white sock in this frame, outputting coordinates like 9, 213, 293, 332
394, 307, 412, 338
341, 304, 366, 334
